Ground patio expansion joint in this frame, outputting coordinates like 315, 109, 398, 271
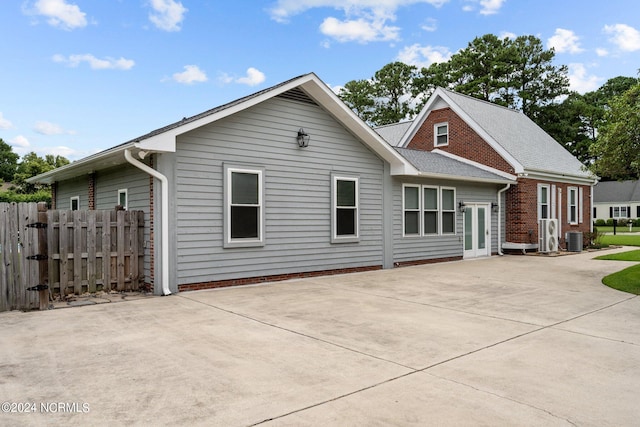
423, 372, 579, 427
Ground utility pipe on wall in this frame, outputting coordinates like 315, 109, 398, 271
497, 183, 511, 256
124, 149, 171, 296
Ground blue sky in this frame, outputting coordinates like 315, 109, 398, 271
1, 0, 639, 161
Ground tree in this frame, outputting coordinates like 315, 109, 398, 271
590, 82, 640, 179
499, 35, 569, 119
0, 138, 19, 183
339, 79, 376, 124
370, 62, 417, 125
413, 34, 569, 120
13, 152, 70, 193
338, 62, 416, 126
536, 76, 639, 165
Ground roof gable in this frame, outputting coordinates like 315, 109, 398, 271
403, 88, 594, 181
29, 73, 418, 184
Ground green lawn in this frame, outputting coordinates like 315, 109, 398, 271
600, 234, 640, 247
601, 264, 640, 295
595, 249, 640, 295
594, 225, 640, 233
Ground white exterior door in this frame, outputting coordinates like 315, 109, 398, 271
464, 204, 490, 258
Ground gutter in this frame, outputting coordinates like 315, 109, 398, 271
124, 149, 171, 296
497, 183, 511, 256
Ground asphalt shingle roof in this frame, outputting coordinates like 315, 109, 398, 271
593, 180, 640, 203
374, 121, 413, 146
396, 148, 512, 182
439, 89, 592, 178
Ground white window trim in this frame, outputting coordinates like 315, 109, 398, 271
402, 185, 457, 237
118, 188, 128, 210
578, 187, 584, 224
70, 196, 79, 211
612, 206, 629, 219
423, 185, 439, 236
434, 122, 449, 147
402, 184, 421, 237
224, 165, 265, 248
537, 184, 550, 221
568, 186, 578, 225
332, 174, 360, 243
440, 187, 457, 235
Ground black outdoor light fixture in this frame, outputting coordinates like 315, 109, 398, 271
458, 201, 466, 213
297, 128, 310, 147
491, 202, 499, 212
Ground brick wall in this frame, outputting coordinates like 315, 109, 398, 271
506, 178, 592, 247
407, 107, 516, 175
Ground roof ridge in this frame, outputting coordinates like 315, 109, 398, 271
374, 120, 414, 130
438, 87, 523, 115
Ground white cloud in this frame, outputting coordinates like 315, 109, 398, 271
0, 112, 13, 130
235, 68, 266, 86
218, 68, 267, 86
396, 44, 452, 68
462, 0, 506, 15
53, 54, 135, 70
29, 0, 87, 30
34, 121, 75, 135
172, 65, 208, 84
568, 63, 601, 94
320, 16, 400, 43
148, 0, 187, 32
596, 48, 608, 57
421, 18, 437, 32
548, 28, 583, 54
499, 31, 516, 40
10, 136, 31, 155
268, 1, 447, 44
603, 23, 640, 52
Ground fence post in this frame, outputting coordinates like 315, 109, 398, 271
36, 203, 49, 310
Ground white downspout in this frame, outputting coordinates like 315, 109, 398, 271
497, 183, 511, 256
124, 149, 171, 296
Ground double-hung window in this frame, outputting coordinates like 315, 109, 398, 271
538, 184, 550, 221
70, 196, 79, 211
118, 189, 128, 210
403, 184, 456, 236
441, 188, 456, 234
434, 123, 449, 147
612, 206, 629, 219
404, 185, 421, 235
332, 175, 359, 242
423, 186, 438, 235
225, 166, 264, 247
568, 187, 578, 224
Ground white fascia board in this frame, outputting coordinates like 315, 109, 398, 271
523, 168, 598, 185
401, 88, 525, 174
27, 142, 137, 185
415, 171, 515, 184
433, 149, 518, 181
299, 76, 418, 176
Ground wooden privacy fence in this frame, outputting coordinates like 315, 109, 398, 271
1, 203, 145, 312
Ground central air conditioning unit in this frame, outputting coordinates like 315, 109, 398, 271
539, 219, 558, 253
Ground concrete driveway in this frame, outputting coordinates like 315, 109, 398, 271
1, 249, 639, 426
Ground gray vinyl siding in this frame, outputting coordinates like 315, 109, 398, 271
55, 176, 88, 210
168, 96, 385, 285
94, 164, 152, 282
393, 177, 500, 263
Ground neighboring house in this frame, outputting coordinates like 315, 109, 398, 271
593, 180, 640, 222
33, 74, 583, 296
378, 88, 597, 251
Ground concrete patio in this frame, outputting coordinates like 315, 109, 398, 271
1, 248, 639, 426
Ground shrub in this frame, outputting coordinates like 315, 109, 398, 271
0, 189, 51, 205
606, 218, 614, 226
594, 219, 606, 226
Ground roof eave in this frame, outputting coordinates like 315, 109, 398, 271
412, 171, 516, 184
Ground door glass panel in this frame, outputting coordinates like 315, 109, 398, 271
478, 207, 486, 250
464, 209, 473, 250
